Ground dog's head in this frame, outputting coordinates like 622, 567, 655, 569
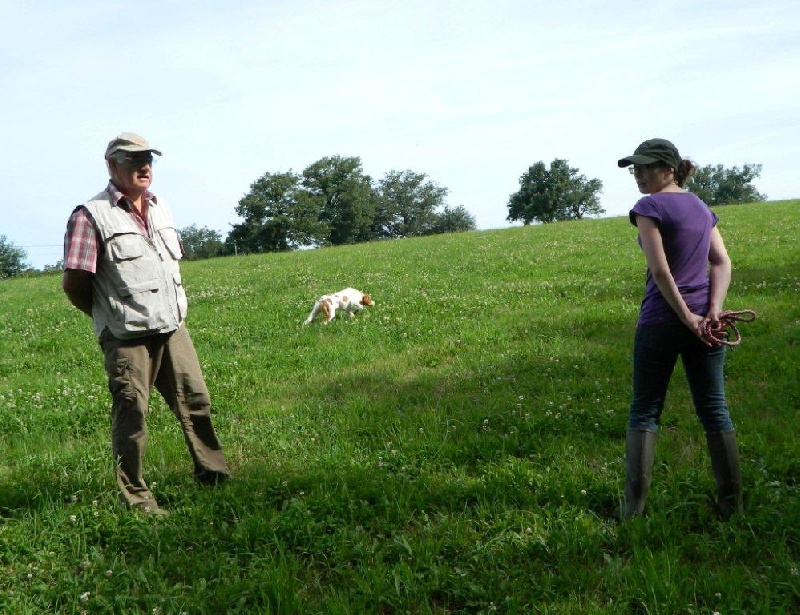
360, 294, 375, 307
321, 298, 333, 323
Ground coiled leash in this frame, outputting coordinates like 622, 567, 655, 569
700, 310, 757, 346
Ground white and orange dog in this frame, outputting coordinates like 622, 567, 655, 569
303, 288, 375, 325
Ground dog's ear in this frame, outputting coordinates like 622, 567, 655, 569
362, 294, 374, 306
322, 299, 331, 322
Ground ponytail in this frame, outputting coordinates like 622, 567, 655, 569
674, 159, 696, 188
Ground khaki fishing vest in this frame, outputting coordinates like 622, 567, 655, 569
83, 190, 188, 339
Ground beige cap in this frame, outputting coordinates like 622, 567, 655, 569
104, 132, 162, 159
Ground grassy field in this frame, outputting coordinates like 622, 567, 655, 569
0, 200, 798, 614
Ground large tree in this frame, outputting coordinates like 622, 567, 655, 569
228, 171, 327, 253
230, 159, 474, 250
179, 225, 225, 260
374, 170, 448, 238
432, 205, 477, 234
0, 235, 28, 279
301, 156, 377, 246
507, 159, 604, 224
686, 163, 766, 206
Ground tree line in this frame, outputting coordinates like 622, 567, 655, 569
181, 158, 767, 260
221, 155, 475, 257
504, 160, 767, 226
0, 160, 769, 276
179, 155, 477, 260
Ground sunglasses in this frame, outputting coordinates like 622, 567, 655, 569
628, 163, 655, 175
116, 153, 155, 166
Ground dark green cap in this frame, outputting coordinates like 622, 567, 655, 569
618, 138, 681, 170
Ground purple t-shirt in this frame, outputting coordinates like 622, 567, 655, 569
629, 191, 718, 326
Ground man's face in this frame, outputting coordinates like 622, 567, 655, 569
110, 152, 154, 196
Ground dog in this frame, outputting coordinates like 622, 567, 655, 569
303, 288, 375, 325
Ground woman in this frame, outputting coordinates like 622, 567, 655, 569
617, 138, 741, 519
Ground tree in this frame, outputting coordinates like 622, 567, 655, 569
43, 260, 64, 273
228, 171, 327, 253
507, 159, 604, 224
179, 225, 225, 260
232, 158, 469, 250
374, 170, 449, 238
432, 205, 477, 234
302, 156, 377, 245
0, 235, 28, 279
686, 163, 766, 206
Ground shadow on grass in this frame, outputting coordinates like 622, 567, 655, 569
207, 312, 638, 523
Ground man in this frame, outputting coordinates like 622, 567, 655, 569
63, 132, 229, 515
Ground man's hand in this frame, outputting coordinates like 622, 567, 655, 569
62, 269, 93, 316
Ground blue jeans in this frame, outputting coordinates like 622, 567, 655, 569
629, 323, 734, 433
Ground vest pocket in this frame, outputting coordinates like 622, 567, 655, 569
159, 228, 184, 260
173, 272, 188, 320
114, 279, 168, 330
108, 234, 146, 261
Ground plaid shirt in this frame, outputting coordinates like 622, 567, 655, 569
63, 182, 155, 273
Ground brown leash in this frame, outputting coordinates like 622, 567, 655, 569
700, 310, 757, 346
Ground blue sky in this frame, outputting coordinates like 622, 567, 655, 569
2, 0, 798, 269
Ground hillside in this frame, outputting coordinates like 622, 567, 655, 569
0, 201, 798, 613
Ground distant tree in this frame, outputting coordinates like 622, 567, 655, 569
302, 156, 377, 245
0, 235, 28, 279
179, 224, 225, 260
507, 159, 604, 224
686, 163, 766, 206
432, 205, 477, 234
374, 170, 448, 238
228, 171, 327, 253
43, 260, 64, 273
233, 158, 467, 250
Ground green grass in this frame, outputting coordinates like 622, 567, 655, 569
0, 200, 798, 614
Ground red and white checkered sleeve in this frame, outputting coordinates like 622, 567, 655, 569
63, 207, 99, 273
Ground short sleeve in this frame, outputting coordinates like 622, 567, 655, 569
629, 196, 661, 227
63, 207, 99, 273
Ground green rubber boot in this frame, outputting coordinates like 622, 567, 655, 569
706, 430, 743, 519
623, 429, 658, 519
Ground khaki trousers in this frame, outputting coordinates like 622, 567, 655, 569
100, 324, 229, 511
